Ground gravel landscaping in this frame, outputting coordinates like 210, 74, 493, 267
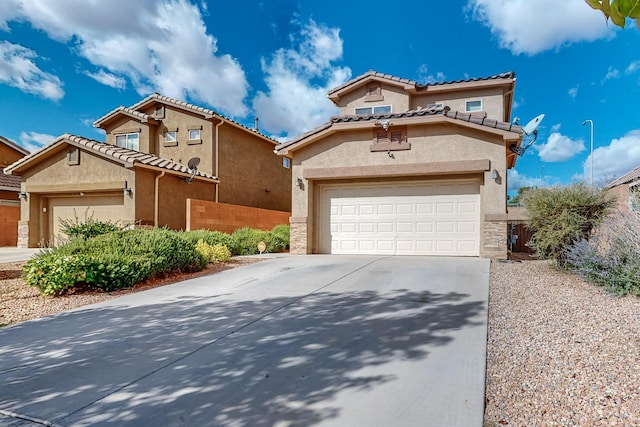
485, 260, 640, 426
2, 257, 639, 425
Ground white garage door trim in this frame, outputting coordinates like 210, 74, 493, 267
319, 181, 480, 256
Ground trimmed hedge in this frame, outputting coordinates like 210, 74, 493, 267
24, 228, 206, 296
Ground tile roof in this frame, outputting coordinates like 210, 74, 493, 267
93, 106, 157, 126
121, 93, 281, 145
0, 167, 21, 189
0, 135, 29, 156
606, 165, 640, 188
327, 70, 516, 96
276, 105, 522, 152
4, 134, 218, 181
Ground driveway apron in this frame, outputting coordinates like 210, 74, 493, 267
0, 255, 490, 426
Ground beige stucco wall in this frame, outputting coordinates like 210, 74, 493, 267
411, 87, 505, 120
105, 117, 154, 154
607, 185, 629, 214
288, 123, 509, 258
339, 83, 410, 116
217, 124, 291, 212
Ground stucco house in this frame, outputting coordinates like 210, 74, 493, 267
1, 136, 29, 246
606, 165, 640, 213
4, 94, 292, 247
276, 70, 524, 259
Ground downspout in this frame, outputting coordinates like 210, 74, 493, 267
215, 120, 224, 202
154, 171, 165, 227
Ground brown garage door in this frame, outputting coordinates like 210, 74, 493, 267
48, 194, 125, 244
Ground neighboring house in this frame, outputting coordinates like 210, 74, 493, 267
606, 165, 640, 214
0, 136, 29, 246
4, 94, 292, 247
276, 70, 524, 259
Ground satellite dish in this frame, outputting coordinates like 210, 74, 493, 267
185, 157, 200, 184
510, 113, 545, 157
523, 114, 545, 135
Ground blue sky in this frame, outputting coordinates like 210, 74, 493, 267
1, 0, 639, 196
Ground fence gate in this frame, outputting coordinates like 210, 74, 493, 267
509, 223, 534, 254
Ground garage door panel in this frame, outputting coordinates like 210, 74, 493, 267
50, 195, 124, 243
322, 182, 480, 256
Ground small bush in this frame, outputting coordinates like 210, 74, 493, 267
266, 224, 290, 252
181, 229, 233, 249
230, 227, 270, 255
565, 211, 640, 296
58, 208, 120, 240
522, 183, 615, 267
195, 239, 231, 263
23, 252, 87, 296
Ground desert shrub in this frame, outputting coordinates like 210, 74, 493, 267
24, 228, 206, 295
195, 239, 231, 263
23, 253, 87, 296
522, 183, 615, 267
58, 208, 120, 240
181, 229, 233, 249
266, 224, 290, 252
230, 227, 270, 255
565, 211, 640, 296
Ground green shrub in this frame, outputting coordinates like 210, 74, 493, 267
266, 224, 290, 252
181, 229, 233, 249
24, 228, 206, 295
522, 183, 615, 267
195, 239, 231, 263
230, 227, 269, 255
23, 252, 87, 296
58, 208, 120, 240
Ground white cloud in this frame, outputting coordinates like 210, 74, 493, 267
602, 66, 620, 82
84, 69, 126, 89
585, 130, 640, 185
19, 131, 55, 152
0, 41, 64, 100
626, 60, 640, 74
1, 0, 248, 116
507, 169, 542, 192
252, 20, 351, 139
568, 85, 578, 98
534, 132, 585, 162
466, 0, 613, 55
550, 123, 562, 133
416, 64, 446, 84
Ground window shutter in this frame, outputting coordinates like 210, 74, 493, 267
390, 131, 404, 143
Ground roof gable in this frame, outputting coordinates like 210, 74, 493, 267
0, 135, 30, 157
4, 134, 218, 182
606, 165, 640, 188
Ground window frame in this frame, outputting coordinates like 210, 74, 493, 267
188, 128, 202, 145
465, 99, 483, 113
115, 132, 140, 151
282, 157, 291, 169
355, 105, 392, 115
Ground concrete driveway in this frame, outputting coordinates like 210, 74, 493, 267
0, 255, 489, 427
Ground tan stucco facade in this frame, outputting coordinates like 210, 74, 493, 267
280, 70, 521, 259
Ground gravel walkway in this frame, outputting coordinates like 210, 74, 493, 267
485, 260, 640, 426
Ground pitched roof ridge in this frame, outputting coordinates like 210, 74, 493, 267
328, 70, 417, 95
606, 164, 640, 188
419, 71, 516, 88
0, 135, 30, 155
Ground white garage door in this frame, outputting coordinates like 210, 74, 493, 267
320, 182, 480, 256
49, 194, 125, 244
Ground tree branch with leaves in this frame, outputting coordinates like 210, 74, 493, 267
586, 0, 640, 28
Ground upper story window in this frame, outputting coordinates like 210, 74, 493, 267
165, 131, 177, 142
465, 99, 483, 113
115, 133, 139, 151
355, 105, 392, 115
282, 157, 291, 169
189, 129, 201, 140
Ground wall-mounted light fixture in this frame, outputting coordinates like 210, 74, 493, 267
124, 181, 132, 196
295, 178, 303, 188
18, 191, 27, 200
491, 169, 500, 181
